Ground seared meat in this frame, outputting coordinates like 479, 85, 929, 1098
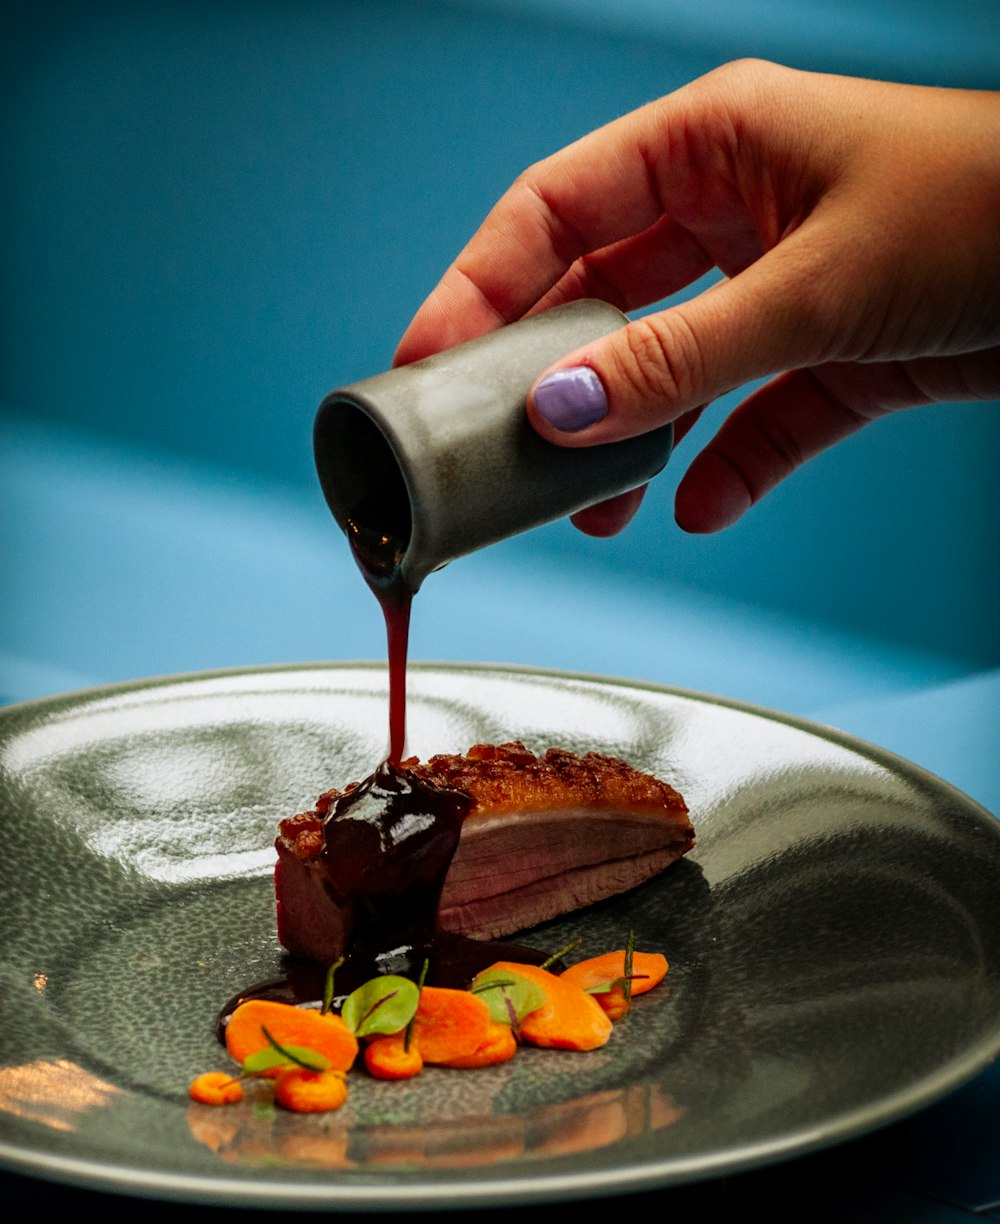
275, 742, 693, 963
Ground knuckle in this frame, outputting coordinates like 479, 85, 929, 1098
711, 57, 789, 95
615, 313, 705, 412
713, 57, 766, 85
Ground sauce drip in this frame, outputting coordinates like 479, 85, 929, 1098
218, 486, 552, 1035
346, 493, 411, 764
335, 503, 553, 979
317, 759, 471, 974
218, 929, 552, 1032
219, 761, 550, 1031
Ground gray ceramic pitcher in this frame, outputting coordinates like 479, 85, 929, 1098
314, 299, 673, 592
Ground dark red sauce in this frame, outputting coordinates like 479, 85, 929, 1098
218, 761, 549, 1032
345, 494, 411, 764
317, 759, 472, 972
218, 492, 552, 1034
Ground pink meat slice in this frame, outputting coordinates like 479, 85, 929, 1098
275, 742, 693, 962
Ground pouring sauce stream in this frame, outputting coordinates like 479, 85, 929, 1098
218, 493, 549, 1032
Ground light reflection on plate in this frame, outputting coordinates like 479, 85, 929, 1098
1, 662, 999, 1209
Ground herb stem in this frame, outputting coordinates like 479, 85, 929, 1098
404, 958, 429, 1052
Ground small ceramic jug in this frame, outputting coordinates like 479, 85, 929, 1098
314, 299, 673, 592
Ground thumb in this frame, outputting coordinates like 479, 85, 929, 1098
527, 239, 841, 447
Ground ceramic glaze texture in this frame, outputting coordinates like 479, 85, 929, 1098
1, 664, 999, 1208
314, 301, 673, 592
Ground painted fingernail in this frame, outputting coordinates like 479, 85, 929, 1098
532, 366, 608, 432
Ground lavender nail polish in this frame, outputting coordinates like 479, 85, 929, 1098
533, 366, 608, 432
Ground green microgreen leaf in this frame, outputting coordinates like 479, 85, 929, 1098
242, 1048, 289, 1074
539, 938, 582, 971
242, 1045, 327, 1074
472, 977, 519, 993
341, 975, 419, 1038
472, 967, 545, 1026
321, 956, 344, 1016
241, 1027, 330, 1075
404, 959, 429, 1052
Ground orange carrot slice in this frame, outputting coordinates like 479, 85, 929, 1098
224, 999, 358, 1074
581, 982, 628, 1021
477, 963, 612, 1051
273, 1067, 348, 1113
408, 986, 492, 1064
439, 1020, 518, 1069
560, 950, 668, 1016
364, 1033, 425, 1080
188, 1071, 243, 1105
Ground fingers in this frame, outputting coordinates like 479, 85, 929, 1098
527, 225, 849, 448
394, 268, 508, 367
565, 405, 705, 538
570, 487, 648, 537
671, 346, 1000, 533
673, 368, 870, 533
674, 346, 1000, 533
397, 210, 716, 367
567, 342, 1000, 540
394, 85, 723, 367
390, 61, 1000, 545
528, 214, 714, 318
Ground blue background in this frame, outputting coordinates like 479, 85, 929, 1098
2, 0, 997, 712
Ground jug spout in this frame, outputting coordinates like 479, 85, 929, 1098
314, 299, 673, 593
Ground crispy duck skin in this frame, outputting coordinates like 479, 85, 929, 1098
274, 742, 693, 962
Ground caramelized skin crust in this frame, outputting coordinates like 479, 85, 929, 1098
277, 779, 361, 861
277, 811, 325, 862
278, 742, 690, 864
276, 742, 694, 955
417, 742, 689, 820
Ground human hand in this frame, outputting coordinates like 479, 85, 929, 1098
395, 60, 1000, 535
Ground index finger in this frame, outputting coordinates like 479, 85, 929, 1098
393, 98, 679, 367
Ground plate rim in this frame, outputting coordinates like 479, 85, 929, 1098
1, 659, 998, 1209
1, 655, 995, 816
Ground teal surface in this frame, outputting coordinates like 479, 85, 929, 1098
0, 413, 970, 714
2, 0, 998, 667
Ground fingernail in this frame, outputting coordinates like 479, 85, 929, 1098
533, 366, 608, 432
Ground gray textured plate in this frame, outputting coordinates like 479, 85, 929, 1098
1, 662, 999, 1210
